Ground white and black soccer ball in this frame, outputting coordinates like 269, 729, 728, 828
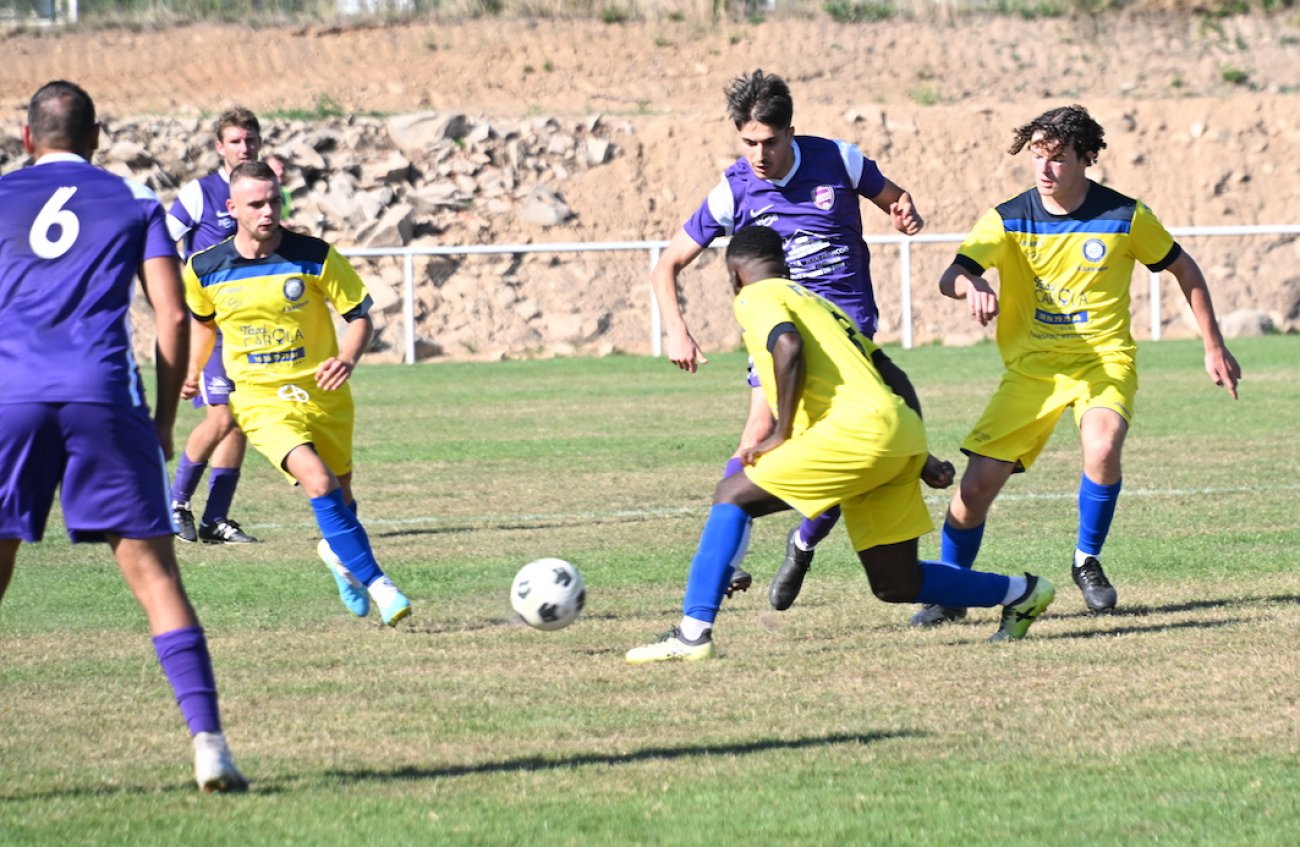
510, 558, 585, 631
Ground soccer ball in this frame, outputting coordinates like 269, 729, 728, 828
510, 558, 586, 631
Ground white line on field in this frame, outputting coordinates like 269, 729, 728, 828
250, 482, 1300, 531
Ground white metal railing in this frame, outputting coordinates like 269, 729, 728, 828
341, 224, 1300, 364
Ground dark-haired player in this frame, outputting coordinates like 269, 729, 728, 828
920, 104, 1241, 626
626, 227, 1055, 663
649, 69, 925, 610
0, 80, 246, 792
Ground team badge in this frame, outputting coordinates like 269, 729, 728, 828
1082, 239, 1107, 263
283, 277, 305, 301
277, 384, 310, 403
812, 185, 835, 210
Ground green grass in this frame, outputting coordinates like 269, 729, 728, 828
2, 337, 1298, 846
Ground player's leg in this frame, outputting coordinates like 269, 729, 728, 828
627, 470, 785, 664
719, 384, 774, 598
1072, 406, 1128, 612
111, 533, 246, 792
198, 418, 257, 544
170, 366, 237, 543
285, 445, 410, 626
0, 539, 18, 605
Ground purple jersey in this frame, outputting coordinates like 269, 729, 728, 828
0, 153, 175, 407
683, 135, 886, 335
167, 170, 236, 258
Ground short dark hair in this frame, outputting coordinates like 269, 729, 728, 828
214, 106, 261, 142
726, 225, 786, 267
27, 80, 96, 150
724, 69, 793, 130
229, 160, 277, 185
1009, 104, 1107, 165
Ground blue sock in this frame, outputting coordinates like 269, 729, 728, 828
310, 488, 383, 586
914, 560, 1009, 608
682, 503, 752, 624
1077, 475, 1122, 556
201, 467, 240, 525
798, 506, 840, 548
940, 521, 985, 569
153, 626, 221, 735
721, 457, 744, 479
171, 454, 206, 503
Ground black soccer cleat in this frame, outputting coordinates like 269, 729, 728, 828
725, 567, 753, 599
910, 604, 968, 627
172, 501, 198, 544
198, 518, 260, 545
1072, 556, 1117, 612
769, 527, 814, 611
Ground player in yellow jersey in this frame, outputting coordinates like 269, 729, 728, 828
918, 105, 1241, 626
182, 161, 411, 626
627, 226, 1056, 663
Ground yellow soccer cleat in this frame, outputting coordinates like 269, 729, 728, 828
626, 627, 716, 664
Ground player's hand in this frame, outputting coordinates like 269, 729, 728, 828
739, 432, 786, 465
921, 454, 956, 489
315, 357, 354, 390
1205, 345, 1241, 399
666, 328, 708, 373
180, 372, 200, 401
962, 276, 1000, 326
890, 201, 925, 236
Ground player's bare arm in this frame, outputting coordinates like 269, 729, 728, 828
140, 254, 189, 460
740, 329, 804, 465
1166, 251, 1242, 399
649, 229, 709, 372
317, 313, 374, 391
182, 319, 217, 402
870, 178, 925, 236
871, 348, 954, 488
733, 385, 777, 456
939, 264, 999, 326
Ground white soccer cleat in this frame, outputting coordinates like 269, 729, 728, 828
367, 575, 412, 627
193, 731, 248, 793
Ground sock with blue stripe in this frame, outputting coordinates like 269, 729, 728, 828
1077, 474, 1122, 558
914, 560, 1010, 608
310, 488, 383, 586
940, 520, 985, 569
682, 503, 752, 625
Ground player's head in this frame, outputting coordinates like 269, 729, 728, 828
213, 106, 263, 172
227, 160, 282, 244
725, 225, 788, 293
726, 69, 796, 182
1010, 105, 1105, 203
24, 80, 99, 159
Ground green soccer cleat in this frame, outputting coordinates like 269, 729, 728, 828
367, 575, 411, 627
625, 627, 716, 664
989, 574, 1055, 642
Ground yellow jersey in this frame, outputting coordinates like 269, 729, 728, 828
733, 278, 927, 458
183, 230, 371, 388
956, 182, 1179, 374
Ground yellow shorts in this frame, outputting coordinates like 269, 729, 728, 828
744, 418, 933, 552
230, 380, 355, 482
962, 357, 1136, 471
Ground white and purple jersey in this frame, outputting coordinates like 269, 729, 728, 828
167, 170, 236, 258
683, 135, 886, 336
0, 153, 175, 407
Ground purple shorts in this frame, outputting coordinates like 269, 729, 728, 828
194, 332, 233, 409
0, 402, 173, 543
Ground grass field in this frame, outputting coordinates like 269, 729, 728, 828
2, 336, 1297, 846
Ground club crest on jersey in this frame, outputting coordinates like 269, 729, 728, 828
283, 277, 305, 301
1082, 238, 1107, 263
812, 185, 835, 211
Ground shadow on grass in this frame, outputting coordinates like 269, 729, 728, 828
321, 729, 921, 785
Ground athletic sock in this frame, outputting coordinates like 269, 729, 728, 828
721, 457, 744, 479
682, 503, 752, 624
940, 520, 985, 569
201, 468, 240, 526
1077, 474, 1122, 560
798, 506, 840, 549
914, 560, 1009, 608
153, 626, 221, 735
678, 616, 713, 642
171, 454, 207, 504
310, 488, 383, 586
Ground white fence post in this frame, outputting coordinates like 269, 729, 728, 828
1149, 270, 1162, 342
899, 240, 913, 350
403, 252, 416, 364
649, 245, 662, 359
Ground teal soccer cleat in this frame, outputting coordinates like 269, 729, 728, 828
317, 539, 370, 618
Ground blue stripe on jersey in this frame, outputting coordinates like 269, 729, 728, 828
199, 260, 324, 288
1002, 218, 1131, 236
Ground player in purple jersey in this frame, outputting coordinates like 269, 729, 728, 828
0, 81, 246, 792
165, 107, 263, 546
650, 69, 925, 610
